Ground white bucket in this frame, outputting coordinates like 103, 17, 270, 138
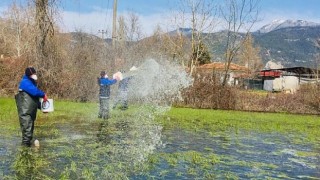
40, 99, 54, 112
113, 71, 123, 81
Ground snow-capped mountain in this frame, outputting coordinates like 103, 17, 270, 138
257, 19, 320, 33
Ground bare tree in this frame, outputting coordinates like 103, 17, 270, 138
220, 0, 260, 86
6, 3, 25, 57
61, 31, 104, 101
117, 15, 127, 45
162, 29, 190, 64
126, 12, 142, 42
168, 0, 218, 74
114, 12, 145, 69
35, 0, 55, 66
236, 33, 262, 76
314, 38, 320, 82
1, 2, 35, 57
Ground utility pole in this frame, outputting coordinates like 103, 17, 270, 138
112, 0, 118, 47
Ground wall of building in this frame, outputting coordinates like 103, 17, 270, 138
263, 76, 299, 92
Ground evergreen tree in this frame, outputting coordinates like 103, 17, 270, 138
191, 41, 211, 66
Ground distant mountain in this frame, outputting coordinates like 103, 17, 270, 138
65, 20, 320, 68
68, 32, 102, 41
256, 19, 320, 34
198, 20, 320, 68
167, 28, 194, 36
253, 25, 320, 67
156, 21, 320, 68
66, 32, 113, 44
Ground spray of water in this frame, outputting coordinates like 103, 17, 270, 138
125, 58, 192, 106
102, 58, 193, 173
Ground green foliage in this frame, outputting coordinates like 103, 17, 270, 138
192, 41, 211, 65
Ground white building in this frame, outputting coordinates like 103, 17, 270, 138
260, 67, 319, 92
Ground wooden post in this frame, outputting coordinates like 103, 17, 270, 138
112, 0, 117, 48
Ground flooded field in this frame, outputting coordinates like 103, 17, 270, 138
0, 99, 319, 179
1, 59, 319, 179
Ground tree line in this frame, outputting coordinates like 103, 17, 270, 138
1, 0, 318, 113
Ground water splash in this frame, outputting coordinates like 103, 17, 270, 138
101, 58, 193, 176
123, 58, 193, 106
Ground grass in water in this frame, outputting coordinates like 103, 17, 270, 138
1, 97, 319, 179
158, 107, 320, 144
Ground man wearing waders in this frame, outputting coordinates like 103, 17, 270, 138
98, 71, 117, 119
15, 67, 48, 147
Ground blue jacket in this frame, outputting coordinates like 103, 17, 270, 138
18, 75, 45, 98
99, 78, 117, 97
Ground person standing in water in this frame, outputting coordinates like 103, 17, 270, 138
15, 67, 48, 147
98, 71, 118, 119
113, 66, 137, 110
112, 76, 132, 110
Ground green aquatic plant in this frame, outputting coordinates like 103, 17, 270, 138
296, 151, 318, 157
12, 147, 50, 180
164, 153, 179, 167
81, 167, 95, 179
147, 150, 221, 178
187, 167, 197, 176
1, 97, 320, 179
224, 171, 239, 179
159, 169, 169, 177
59, 167, 70, 180
70, 161, 77, 172
147, 154, 160, 165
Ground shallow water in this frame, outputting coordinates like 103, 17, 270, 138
150, 129, 320, 179
1, 113, 319, 179
1, 59, 319, 179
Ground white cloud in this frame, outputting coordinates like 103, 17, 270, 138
60, 9, 173, 38
61, 7, 320, 37
3, 3, 320, 36
138, 13, 173, 35
60, 9, 114, 36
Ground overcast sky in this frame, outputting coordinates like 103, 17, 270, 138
1, 0, 320, 38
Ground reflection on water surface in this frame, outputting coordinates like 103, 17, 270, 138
1, 110, 319, 179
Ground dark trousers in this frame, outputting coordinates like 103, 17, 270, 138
113, 90, 128, 110
15, 92, 38, 146
99, 97, 110, 119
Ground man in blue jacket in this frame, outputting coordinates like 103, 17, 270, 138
15, 67, 47, 147
98, 71, 117, 119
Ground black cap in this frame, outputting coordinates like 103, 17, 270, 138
100, 71, 106, 77
25, 67, 36, 76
